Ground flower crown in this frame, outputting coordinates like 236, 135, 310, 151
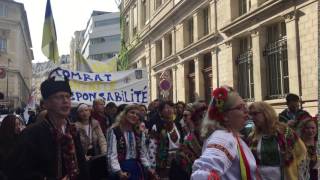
208, 87, 230, 121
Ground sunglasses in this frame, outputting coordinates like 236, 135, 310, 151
183, 114, 191, 117
228, 104, 248, 112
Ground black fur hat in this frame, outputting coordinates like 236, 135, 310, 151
40, 76, 72, 100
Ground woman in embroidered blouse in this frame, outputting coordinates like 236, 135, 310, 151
106, 104, 157, 180
191, 86, 259, 180
75, 103, 107, 159
295, 113, 318, 180
247, 101, 307, 180
170, 104, 202, 180
148, 100, 182, 178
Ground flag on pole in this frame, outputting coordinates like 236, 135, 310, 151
76, 51, 117, 72
42, 0, 59, 63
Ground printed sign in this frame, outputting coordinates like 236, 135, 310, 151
52, 68, 148, 105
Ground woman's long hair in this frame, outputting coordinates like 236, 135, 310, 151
0, 115, 19, 145
111, 104, 141, 133
249, 101, 287, 138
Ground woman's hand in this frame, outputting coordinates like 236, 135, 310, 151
119, 171, 130, 180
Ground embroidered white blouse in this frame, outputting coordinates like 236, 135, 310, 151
106, 129, 150, 173
191, 130, 258, 180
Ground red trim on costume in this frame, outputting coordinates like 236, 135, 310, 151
207, 143, 234, 161
208, 170, 220, 180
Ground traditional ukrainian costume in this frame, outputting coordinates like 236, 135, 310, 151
171, 130, 202, 179
107, 126, 150, 180
191, 130, 258, 180
191, 86, 259, 180
248, 126, 307, 180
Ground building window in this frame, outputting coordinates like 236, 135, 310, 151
155, 40, 162, 62
141, 58, 146, 67
155, 0, 162, 10
105, 34, 121, 42
264, 22, 288, 99
133, 5, 138, 36
0, 38, 7, 52
90, 37, 105, 45
124, 15, 129, 42
132, 63, 138, 69
89, 52, 117, 61
94, 18, 119, 27
164, 33, 172, 57
203, 53, 212, 104
0, 4, 7, 17
203, 7, 209, 36
188, 61, 195, 103
237, 36, 254, 101
168, 34, 172, 55
239, 0, 251, 16
141, 0, 147, 26
188, 18, 194, 44
91, 35, 120, 45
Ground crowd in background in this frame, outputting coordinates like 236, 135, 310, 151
0, 75, 318, 180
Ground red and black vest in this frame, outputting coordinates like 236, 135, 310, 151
112, 126, 142, 162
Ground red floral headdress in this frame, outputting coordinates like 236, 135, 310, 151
208, 87, 230, 121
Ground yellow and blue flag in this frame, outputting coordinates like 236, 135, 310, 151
76, 51, 117, 73
42, 0, 59, 63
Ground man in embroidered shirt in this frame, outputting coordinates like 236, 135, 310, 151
5, 74, 89, 180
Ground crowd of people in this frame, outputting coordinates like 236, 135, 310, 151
0, 75, 318, 180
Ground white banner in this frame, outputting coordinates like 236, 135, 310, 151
52, 68, 148, 105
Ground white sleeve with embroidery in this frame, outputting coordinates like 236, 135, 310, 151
191, 132, 237, 180
140, 132, 151, 168
106, 129, 121, 173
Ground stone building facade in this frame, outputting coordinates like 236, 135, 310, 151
121, 0, 318, 115
32, 61, 56, 104
0, 0, 33, 110
70, 11, 121, 72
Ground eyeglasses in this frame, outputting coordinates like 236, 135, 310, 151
183, 114, 191, 117
228, 104, 248, 112
249, 111, 262, 116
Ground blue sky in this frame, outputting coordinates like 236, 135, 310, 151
15, 0, 119, 62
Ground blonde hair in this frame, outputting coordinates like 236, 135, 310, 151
249, 101, 287, 136
296, 117, 316, 137
93, 98, 105, 106
201, 113, 226, 138
111, 104, 141, 132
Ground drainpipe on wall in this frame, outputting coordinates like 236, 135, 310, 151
317, 0, 320, 156
148, 38, 153, 102
293, 2, 303, 109
214, 0, 219, 87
